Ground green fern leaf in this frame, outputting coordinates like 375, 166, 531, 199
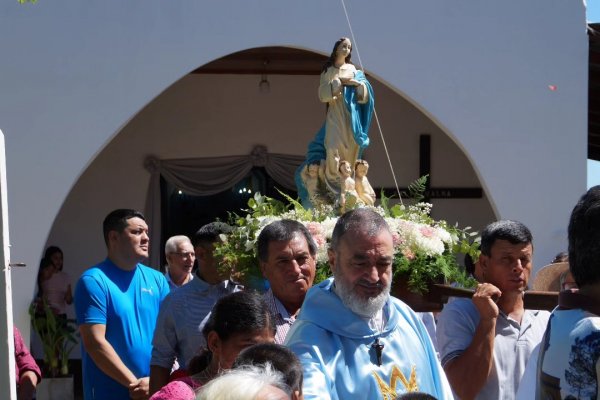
408, 175, 429, 202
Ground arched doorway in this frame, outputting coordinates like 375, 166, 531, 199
44, 45, 495, 312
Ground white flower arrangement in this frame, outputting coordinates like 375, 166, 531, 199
214, 192, 479, 293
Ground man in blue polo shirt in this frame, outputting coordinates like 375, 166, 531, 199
75, 209, 170, 399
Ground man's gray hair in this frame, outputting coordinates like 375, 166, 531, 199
196, 363, 291, 400
164, 235, 192, 255
330, 208, 391, 251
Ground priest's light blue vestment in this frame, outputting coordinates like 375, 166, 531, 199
285, 278, 454, 400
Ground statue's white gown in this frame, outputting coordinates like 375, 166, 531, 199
318, 63, 369, 194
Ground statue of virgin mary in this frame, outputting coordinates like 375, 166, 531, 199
296, 37, 375, 209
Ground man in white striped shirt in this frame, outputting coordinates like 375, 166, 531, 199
149, 222, 242, 395
257, 220, 317, 344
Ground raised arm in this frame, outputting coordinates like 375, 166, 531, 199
439, 284, 500, 400
318, 67, 342, 103
443, 321, 496, 399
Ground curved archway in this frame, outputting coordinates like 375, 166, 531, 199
43, 46, 495, 329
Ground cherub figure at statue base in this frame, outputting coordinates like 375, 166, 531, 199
300, 162, 332, 209
338, 160, 362, 213
355, 159, 376, 206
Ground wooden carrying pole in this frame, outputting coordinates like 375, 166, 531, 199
0, 131, 16, 400
429, 284, 559, 311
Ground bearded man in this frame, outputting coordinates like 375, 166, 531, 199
285, 208, 452, 400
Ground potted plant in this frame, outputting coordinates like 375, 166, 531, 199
29, 299, 78, 399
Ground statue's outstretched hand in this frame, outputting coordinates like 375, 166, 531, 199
340, 76, 360, 87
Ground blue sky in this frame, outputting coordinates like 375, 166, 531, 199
588, 0, 600, 23
588, 160, 600, 188
587, 1, 600, 188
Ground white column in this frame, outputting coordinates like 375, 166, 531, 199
0, 130, 16, 400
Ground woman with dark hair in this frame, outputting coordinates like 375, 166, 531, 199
318, 37, 374, 196
40, 246, 72, 316
150, 290, 276, 400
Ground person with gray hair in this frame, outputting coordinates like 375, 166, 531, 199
436, 220, 550, 400
234, 343, 304, 400
195, 364, 291, 400
164, 235, 195, 290
257, 219, 317, 344
285, 208, 452, 400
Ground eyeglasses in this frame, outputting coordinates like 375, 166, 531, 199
172, 252, 195, 258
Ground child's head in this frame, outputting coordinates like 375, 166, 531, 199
355, 159, 369, 177
339, 161, 351, 177
307, 163, 320, 178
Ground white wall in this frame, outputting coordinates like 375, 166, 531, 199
0, 1, 587, 338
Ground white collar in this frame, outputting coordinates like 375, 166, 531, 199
366, 308, 386, 332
